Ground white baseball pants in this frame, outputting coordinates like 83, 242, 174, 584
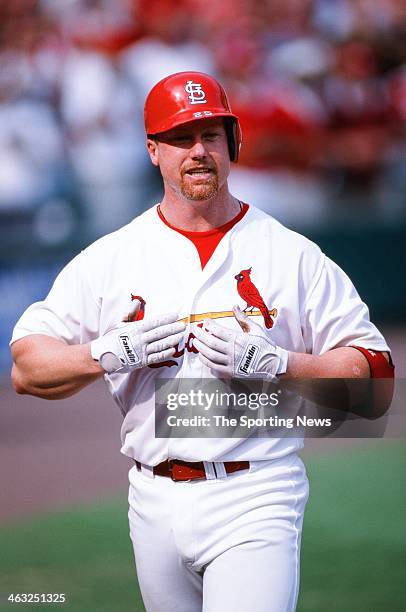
128, 453, 309, 612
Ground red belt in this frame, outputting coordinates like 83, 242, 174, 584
135, 459, 249, 482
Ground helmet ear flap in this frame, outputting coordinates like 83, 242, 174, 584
223, 117, 242, 162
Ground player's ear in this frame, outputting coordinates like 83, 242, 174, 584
146, 137, 159, 166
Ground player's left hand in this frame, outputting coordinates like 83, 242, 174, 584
193, 305, 289, 379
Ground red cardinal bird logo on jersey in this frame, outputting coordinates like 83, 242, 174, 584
128, 294, 146, 321
234, 268, 274, 329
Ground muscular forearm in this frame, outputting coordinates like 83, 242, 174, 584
11, 335, 104, 400
284, 347, 370, 379
281, 347, 392, 418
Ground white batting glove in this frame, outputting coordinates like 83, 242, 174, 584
193, 305, 289, 379
91, 312, 185, 374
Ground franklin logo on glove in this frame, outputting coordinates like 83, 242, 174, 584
238, 344, 259, 375
119, 335, 139, 365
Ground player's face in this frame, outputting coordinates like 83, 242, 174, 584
147, 118, 231, 202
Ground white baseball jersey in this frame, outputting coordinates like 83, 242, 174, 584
11, 204, 389, 465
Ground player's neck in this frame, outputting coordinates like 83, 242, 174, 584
159, 187, 240, 232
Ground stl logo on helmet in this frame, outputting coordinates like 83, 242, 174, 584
185, 80, 207, 105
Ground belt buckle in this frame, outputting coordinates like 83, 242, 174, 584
168, 460, 190, 482
169, 460, 197, 482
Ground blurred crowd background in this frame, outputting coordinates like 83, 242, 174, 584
1, 0, 405, 370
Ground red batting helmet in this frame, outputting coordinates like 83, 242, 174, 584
144, 72, 242, 162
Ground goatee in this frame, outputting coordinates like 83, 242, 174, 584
180, 174, 219, 201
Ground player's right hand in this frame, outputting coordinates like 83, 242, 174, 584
90, 313, 185, 374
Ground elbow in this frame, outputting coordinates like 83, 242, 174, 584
10, 364, 70, 400
11, 365, 30, 395
362, 378, 395, 420
375, 376, 395, 418
11, 365, 41, 397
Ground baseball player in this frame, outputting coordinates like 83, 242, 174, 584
10, 72, 394, 612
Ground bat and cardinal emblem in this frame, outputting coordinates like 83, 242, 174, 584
126, 268, 276, 330
234, 267, 274, 329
